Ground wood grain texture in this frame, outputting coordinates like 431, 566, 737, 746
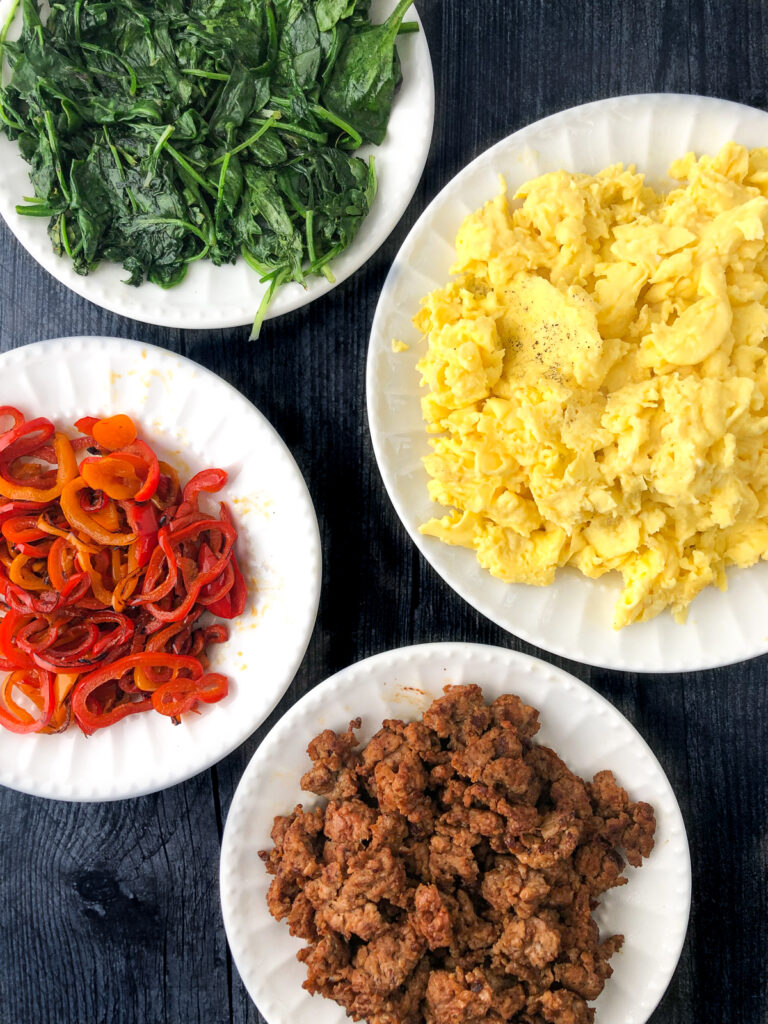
1, 0, 767, 1021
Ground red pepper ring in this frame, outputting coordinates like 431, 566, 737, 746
151, 671, 228, 718
0, 573, 55, 615
202, 502, 248, 619
132, 531, 179, 605
27, 622, 100, 672
8, 536, 54, 559
134, 519, 235, 623
145, 621, 193, 656
175, 520, 231, 593
0, 568, 92, 617
170, 518, 236, 566
2, 515, 49, 546
122, 500, 159, 568
0, 499, 52, 527
197, 554, 235, 608
113, 440, 160, 502
15, 615, 63, 654
79, 488, 109, 513
207, 554, 247, 619
59, 572, 93, 607
182, 468, 228, 509
0, 610, 35, 669
0, 416, 55, 460
72, 653, 204, 735
90, 611, 135, 658
0, 420, 66, 498
0, 667, 55, 733
0, 407, 25, 432
142, 529, 235, 625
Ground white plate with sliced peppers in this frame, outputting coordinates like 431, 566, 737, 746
0, 336, 321, 801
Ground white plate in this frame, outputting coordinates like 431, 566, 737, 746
0, 336, 321, 800
0, 0, 434, 330
221, 642, 691, 1024
367, 94, 768, 673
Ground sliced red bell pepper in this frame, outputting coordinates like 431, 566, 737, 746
182, 468, 228, 508
196, 545, 247, 619
72, 652, 203, 734
0, 610, 35, 669
151, 671, 228, 718
212, 503, 247, 617
0, 407, 25, 432
0, 413, 242, 736
0, 501, 52, 527
196, 543, 235, 608
0, 416, 54, 458
135, 518, 235, 623
0, 667, 55, 734
90, 610, 135, 658
2, 515, 48, 546
74, 416, 99, 435
26, 622, 99, 672
118, 440, 159, 502
123, 500, 159, 568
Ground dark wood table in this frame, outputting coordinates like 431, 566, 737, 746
1, 1, 766, 1021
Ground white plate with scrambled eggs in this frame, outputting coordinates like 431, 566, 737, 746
368, 94, 768, 672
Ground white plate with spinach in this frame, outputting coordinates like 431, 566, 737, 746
0, 0, 434, 333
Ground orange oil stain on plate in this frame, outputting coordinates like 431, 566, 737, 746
390, 686, 432, 709
234, 494, 274, 517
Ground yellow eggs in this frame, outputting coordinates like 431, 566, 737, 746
414, 143, 768, 628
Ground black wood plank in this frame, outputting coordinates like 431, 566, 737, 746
1, 0, 767, 1022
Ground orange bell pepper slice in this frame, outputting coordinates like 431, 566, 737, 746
9, 553, 49, 591
0, 432, 78, 502
92, 415, 138, 451
60, 478, 136, 546
81, 455, 142, 501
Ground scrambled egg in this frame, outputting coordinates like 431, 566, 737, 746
415, 143, 768, 628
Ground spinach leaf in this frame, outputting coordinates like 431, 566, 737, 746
315, 0, 355, 33
276, 0, 321, 89
209, 60, 257, 136
69, 157, 114, 264
321, 0, 413, 144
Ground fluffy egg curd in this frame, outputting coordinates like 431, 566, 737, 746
414, 143, 768, 628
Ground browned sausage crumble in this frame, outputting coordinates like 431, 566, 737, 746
260, 684, 656, 1024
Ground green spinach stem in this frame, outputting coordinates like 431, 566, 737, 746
182, 69, 230, 81
212, 112, 280, 165
164, 143, 218, 198
310, 103, 362, 149
0, 0, 21, 48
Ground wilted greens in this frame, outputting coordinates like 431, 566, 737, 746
0, 0, 416, 335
